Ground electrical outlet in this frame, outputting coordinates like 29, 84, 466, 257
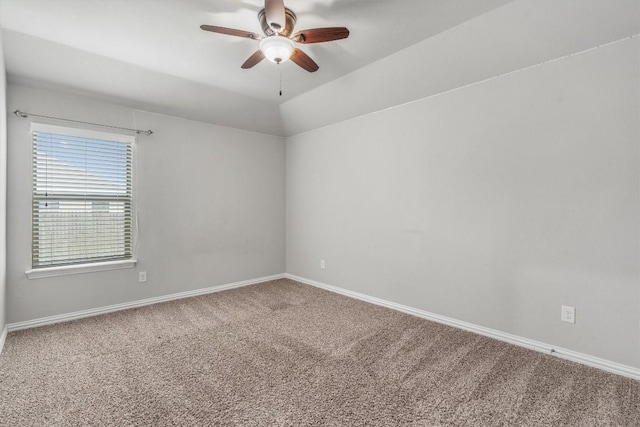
320, 259, 326, 269
561, 305, 575, 323
139, 271, 147, 283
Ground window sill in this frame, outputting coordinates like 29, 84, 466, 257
26, 259, 137, 280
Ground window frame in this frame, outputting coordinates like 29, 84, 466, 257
25, 123, 137, 279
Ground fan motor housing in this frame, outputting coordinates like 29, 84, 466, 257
258, 7, 297, 37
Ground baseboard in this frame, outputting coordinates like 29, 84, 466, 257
7, 273, 286, 333
0, 325, 7, 356
286, 274, 640, 381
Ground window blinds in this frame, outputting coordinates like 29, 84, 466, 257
32, 129, 133, 268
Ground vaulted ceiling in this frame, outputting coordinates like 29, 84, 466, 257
1, 0, 637, 136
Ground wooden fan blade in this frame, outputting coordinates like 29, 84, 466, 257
290, 48, 319, 72
241, 50, 266, 69
200, 25, 261, 40
265, 0, 286, 32
293, 27, 350, 44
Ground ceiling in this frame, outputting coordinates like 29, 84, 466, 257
1, 0, 637, 136
0, 1, 509, 128
0, 0, 512, 102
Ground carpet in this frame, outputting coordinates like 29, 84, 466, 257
0, 278, 638, 426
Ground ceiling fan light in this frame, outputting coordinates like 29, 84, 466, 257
259, 36, 295, 64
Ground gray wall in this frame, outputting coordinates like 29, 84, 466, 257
0, 26, 7, 333
286, 38, 639, 368
6, 84, 285, 323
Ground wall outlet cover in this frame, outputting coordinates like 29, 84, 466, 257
561, 305, 575, 324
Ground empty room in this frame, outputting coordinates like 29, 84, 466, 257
0, 0, 638, 425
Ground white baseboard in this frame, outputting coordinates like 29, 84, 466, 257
5, 272, 638, 380
7, 273, 286, 333
0, 325, 7, 356
286, 274, 640, 381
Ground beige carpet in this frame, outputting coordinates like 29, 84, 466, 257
0, 279, 638, 426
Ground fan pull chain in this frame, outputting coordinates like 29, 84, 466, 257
279, 67, 283, 96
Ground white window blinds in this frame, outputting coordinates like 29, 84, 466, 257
32, 125, 133, 268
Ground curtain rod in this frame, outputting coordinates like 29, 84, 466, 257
13, 110, 153, 136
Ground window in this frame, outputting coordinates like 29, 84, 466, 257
29, 124, 135, 275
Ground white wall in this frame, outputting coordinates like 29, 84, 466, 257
0, 24, 7, 333
286, 38, 639, 368
6, 84, 285, 323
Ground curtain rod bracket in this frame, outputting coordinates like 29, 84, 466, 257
13, 110, 153, 136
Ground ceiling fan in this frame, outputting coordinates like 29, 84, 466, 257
201, 0, 349, 72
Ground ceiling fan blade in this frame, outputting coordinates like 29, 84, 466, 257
293, 27, 350, 44
200, 25, 261, 40
290, 48, 319, 73
241, 50, 266, 69
265, 0, 286, 33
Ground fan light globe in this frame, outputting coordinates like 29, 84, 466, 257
260, 36, 295, 64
